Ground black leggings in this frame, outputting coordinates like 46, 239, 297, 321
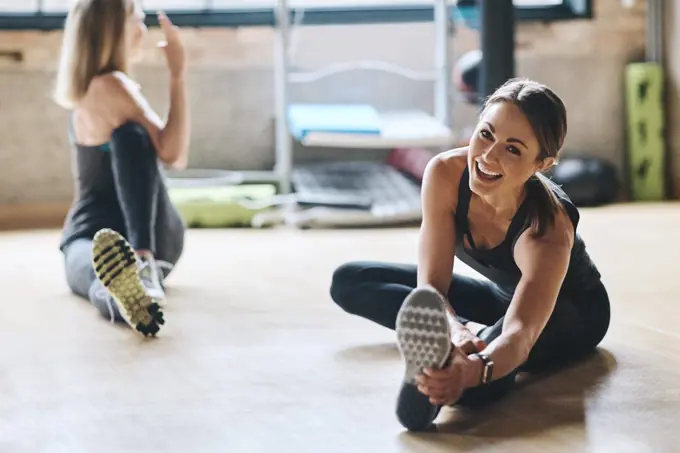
330, 261, 611, 406
63, 123, 185, 321
109, 122, 184, 253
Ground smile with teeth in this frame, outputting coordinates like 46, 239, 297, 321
475, 160, 503, 181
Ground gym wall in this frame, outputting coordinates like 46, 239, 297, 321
0, 0, 648, 207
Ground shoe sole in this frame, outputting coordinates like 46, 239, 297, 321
91, 228, 165, 337
395, 286, 453, 431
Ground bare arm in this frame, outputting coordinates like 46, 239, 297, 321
145, 11, 190, 168
94, 13, 190, 169
469, 208, 574, 382
416, 155, 457, 303
417, 152, 489, 355
100, 71, 189, 169
158, 74, 190, 169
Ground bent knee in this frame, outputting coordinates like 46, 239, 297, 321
590, 303, 611, 349
329, 261, 370, 312
110, 122, 156, 159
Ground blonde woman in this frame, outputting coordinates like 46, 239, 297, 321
54, 0, 190, 336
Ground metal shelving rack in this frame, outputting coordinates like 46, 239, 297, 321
266, 0, 455, 193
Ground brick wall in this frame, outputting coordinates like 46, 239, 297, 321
0, 0, 647, 204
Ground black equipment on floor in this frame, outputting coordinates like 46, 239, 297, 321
547, 156, 620, 206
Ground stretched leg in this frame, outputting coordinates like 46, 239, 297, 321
521, 282, 611, 372
454, 281, 611, 408
63, 238, 124, 322
64, 234, 165, 334
329, 261, 509, 431
91, 228, 165, 336
330, 261, 509, 329
453, 321, 519, 409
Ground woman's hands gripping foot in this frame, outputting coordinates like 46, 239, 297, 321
415, 345, 485, 406
395, 286, 453, 431
450, 320, 487, 355
395, 286, 487, 430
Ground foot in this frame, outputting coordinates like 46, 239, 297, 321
395, 286, 453, 431
91, 228, 165, 337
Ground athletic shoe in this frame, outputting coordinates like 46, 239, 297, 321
395, 286, 453, 431
137, 254, 167, 307
91, 228, 165, 337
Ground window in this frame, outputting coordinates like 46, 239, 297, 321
0, 0, 592, 30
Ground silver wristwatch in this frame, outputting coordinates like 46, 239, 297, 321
471, 352, 494, 385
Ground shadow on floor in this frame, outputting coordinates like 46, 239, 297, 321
398, 348, 617, 447
336, 340, 618, 445
335, 342, 401, 362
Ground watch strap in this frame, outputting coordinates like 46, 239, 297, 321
471, 352, 494, 385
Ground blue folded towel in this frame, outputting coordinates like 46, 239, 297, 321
288, 104, 382, 139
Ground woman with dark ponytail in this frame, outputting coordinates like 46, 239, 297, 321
330, 78, 610, 431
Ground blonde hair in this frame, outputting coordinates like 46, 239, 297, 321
53, 0, 136, 109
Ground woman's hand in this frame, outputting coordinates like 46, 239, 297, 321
157, 11, 186, 79
448, 313, 486, 354
451, 323, 486, 354
416, 348, 482, 406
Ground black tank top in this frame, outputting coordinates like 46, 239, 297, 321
59, 121, 126, 251
453, 166, 601, 297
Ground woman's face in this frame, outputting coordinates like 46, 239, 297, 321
467, 101, 553, 199
126, 2, 147, 62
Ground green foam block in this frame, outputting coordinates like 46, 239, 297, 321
624, 62, 666, 201
168, 184, 277, 228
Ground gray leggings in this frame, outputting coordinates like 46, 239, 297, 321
63, 233, 182, 322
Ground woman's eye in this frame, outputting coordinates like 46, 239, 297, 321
480, 129, 492, 140
507, 146, 521, 156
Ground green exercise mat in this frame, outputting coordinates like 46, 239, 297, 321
169, 184, 277, 228
624, 62, 666, 201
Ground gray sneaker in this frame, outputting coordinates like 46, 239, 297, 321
395, 286, 453, 431
137, 254, 167, 306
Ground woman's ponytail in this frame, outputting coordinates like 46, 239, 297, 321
526, 172, 563, 238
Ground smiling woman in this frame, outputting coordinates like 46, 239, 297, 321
469, 79, 567, 238
330, 78, 610, 431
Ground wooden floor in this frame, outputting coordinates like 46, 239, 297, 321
1, 202, 678, 453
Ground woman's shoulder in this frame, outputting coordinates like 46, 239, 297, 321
421, 146, 470, 211
86, 71, 141, 101
80, 71, 147, 125
89, 70, 138, 88
438, 146, 469, 169
73, 72, 145, 143
425, 147, 469, 189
